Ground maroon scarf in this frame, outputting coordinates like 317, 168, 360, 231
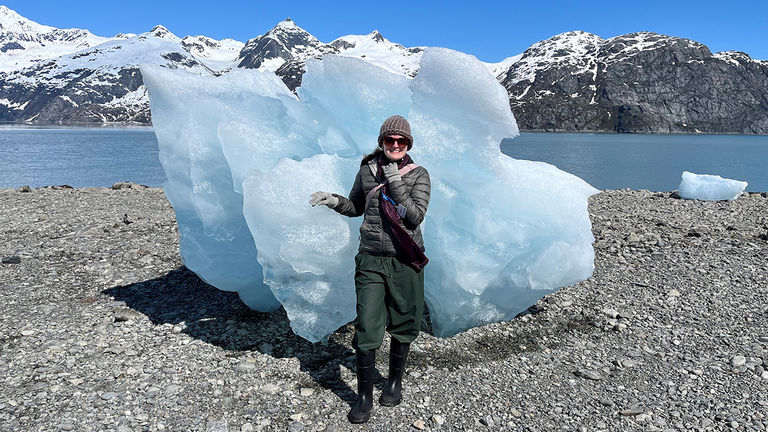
376, 154, 429, 272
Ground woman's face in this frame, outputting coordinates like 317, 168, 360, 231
382, 135, 409, 161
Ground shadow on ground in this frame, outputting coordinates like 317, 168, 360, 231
103, 266, 594, 403
103, 266, 366, 406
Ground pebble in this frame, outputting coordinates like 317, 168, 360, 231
99, 392, 118, 401
431, 414, 445, 425
236, 362, 257, 372
299, 387, 314, 397
2, 255, 21, 264
412, 419, 426, 430
620, 408, 645, 416
261, 384, 280, 395
731, 356, 747, 367
575, 369, 603, 380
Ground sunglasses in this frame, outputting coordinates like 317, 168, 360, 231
383, 136, 409, 147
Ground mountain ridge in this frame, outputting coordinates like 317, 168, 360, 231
0, 6, 765, 134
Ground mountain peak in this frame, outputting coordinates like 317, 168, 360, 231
148, 25, 179, 40
369, 30, 384, 42
267, 18, 309, 35
0, 5, 53, 34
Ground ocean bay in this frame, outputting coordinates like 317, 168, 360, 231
0, 127, 766, 191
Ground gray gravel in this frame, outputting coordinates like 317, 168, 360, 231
1, 186, 767, 431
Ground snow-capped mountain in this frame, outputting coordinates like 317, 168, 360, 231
0, 5, 113, 72
497, 31, 768, 134
237, 19, 423, 89
0, 6, 765, 133
181, 35, 243, 70
236, 18, 336, 72
0, 24, 212, 123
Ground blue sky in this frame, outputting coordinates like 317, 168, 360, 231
4, 0, 767, 62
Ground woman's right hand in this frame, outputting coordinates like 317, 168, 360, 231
310, 191, 339, 208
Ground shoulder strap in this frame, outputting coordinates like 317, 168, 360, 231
364, 164, 419, 211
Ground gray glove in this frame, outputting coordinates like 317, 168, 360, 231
381, 162, 401, 183
310, 191, 339, 208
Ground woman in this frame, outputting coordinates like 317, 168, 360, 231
310, 115, 431, 423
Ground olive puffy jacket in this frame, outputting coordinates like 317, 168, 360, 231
332, 157, 431, 256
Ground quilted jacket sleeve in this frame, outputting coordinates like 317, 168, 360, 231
331, 169, 366, 217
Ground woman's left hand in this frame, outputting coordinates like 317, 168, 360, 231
382, 162, 401, 183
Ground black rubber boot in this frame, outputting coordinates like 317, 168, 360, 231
379, 338, 410, 406
347, 349, 376, 423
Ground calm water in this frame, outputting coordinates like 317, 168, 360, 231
502, 133, 768, 192
0, 127, 164, 188
0, 127, 766, 191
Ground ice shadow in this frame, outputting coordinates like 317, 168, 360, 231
102, 266, 375, 406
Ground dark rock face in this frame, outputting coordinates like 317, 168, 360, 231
0, 65, 152, 124
500, 31, 768, 134
237, 19, 337, 71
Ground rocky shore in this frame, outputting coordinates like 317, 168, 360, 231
1, 187, 767, 431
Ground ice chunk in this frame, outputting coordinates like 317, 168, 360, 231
242, 154, 361, 341
678, 171, 747, 201
143, 47, 598, 342
141, 64, 279, 311
409, 48, 598, 336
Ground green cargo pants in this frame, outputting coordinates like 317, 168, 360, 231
353, 253, 424, 351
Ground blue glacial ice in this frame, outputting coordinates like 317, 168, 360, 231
678, 171, 747, 201
141, 47, 599, 341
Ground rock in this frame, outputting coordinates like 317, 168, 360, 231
99, 392, 118, 400
164, 385, 181, 396
112, 181, 148, 190
235, 362, 257, 372
113, 306, 142, 322
60, 422, 75, 431
626, 232, 641, 243
620, 408, 645, 416
289, 413, 304, 421
575, 369, 602, 380
412, 419, 426, 430
731, 356, 746, 367
240, 423, 254, 432
260, 384, 280, 395
761, 371, 768, 380
2, 256, 21, 264
431, 414, 445, 425
18, 185, 31, 192
299, 387, 314, 397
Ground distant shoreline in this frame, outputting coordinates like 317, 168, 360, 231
0, 122, 766, 136
2, 184, 767, 195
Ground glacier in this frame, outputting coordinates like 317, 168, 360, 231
142, 47, 599, 341
678, 171, 747, 201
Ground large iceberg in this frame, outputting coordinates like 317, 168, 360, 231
678, 171, 747, 201
142, 47, 599, 341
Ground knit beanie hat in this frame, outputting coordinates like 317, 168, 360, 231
378, 115, 413, 149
